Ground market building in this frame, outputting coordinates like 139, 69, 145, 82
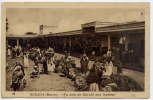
6, 21, 145, 71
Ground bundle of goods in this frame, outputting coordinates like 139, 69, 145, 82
55, 65, 63, 73
39, 65, 44, 74
75, 74, 88, 91
62, 64, 69, 77
68, 67, 77, 80
112, 59, 122, 74
46, 52, 54, 58
11, 77, 26, 91
54, 59, 62, 73
101, 82, 117, 92
29, 52, 37, 61
30, 65, 39, 78
110, 74, 143, 91
62, 60, 75, 77
69, 60, 76, 68
99, 77, 117, 91
36, 55, 42, 63
46, 49, 54, 58
54, 58, 60, 66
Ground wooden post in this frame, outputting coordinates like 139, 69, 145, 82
17, 39, 19, 48
6, 38, 8, 47
69, 37, 71, 52
108, 33, 111, 50
63, 38, 66, 51
124, 34, 128, 51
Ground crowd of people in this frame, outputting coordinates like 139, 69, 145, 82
7, 45, 123, 91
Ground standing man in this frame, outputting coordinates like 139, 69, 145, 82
64, 52, 72, 77
23, 52, 29, 68
42, 55, 48, 74
80, 53, 89, 75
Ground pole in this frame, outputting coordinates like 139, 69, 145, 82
108, 33, 111, 50
17, 39, 19, 48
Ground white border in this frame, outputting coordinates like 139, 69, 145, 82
0, 0, 152, 100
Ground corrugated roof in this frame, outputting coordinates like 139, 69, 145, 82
7, 21, 145, 38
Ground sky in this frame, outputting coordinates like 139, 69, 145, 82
6, 7, 145, 35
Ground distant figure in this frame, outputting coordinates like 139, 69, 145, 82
18, 46, 22, 56
47, 57, 55, 73
100, 43, 103, 55
42, 55, 48, 74
91, 50, 96, 60
65, 52, 72, 63
24, 53, 29, 67
61, 52, 72, 77
37, 47, 40, 54
116, 60, 123, 75
15, 46, 18, 57
129, 49, 134, 65
106, 49, 112, 57
7, 45, 11, 57
12, 47, 16, 59
64, 52, 72, 76
48, 47, 55, 57
80, 53, 89, 74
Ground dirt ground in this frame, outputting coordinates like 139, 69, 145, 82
6, 56, 76, 91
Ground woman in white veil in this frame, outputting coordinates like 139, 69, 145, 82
24, 52, 29, 68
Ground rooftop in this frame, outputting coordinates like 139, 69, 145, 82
7, 21, 145, 38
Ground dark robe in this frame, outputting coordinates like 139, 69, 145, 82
86, 66, 100, 84
80, 56, 89, 74
42, 57, 48, 74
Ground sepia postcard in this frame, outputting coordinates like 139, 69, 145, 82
1, 2, 150, 98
